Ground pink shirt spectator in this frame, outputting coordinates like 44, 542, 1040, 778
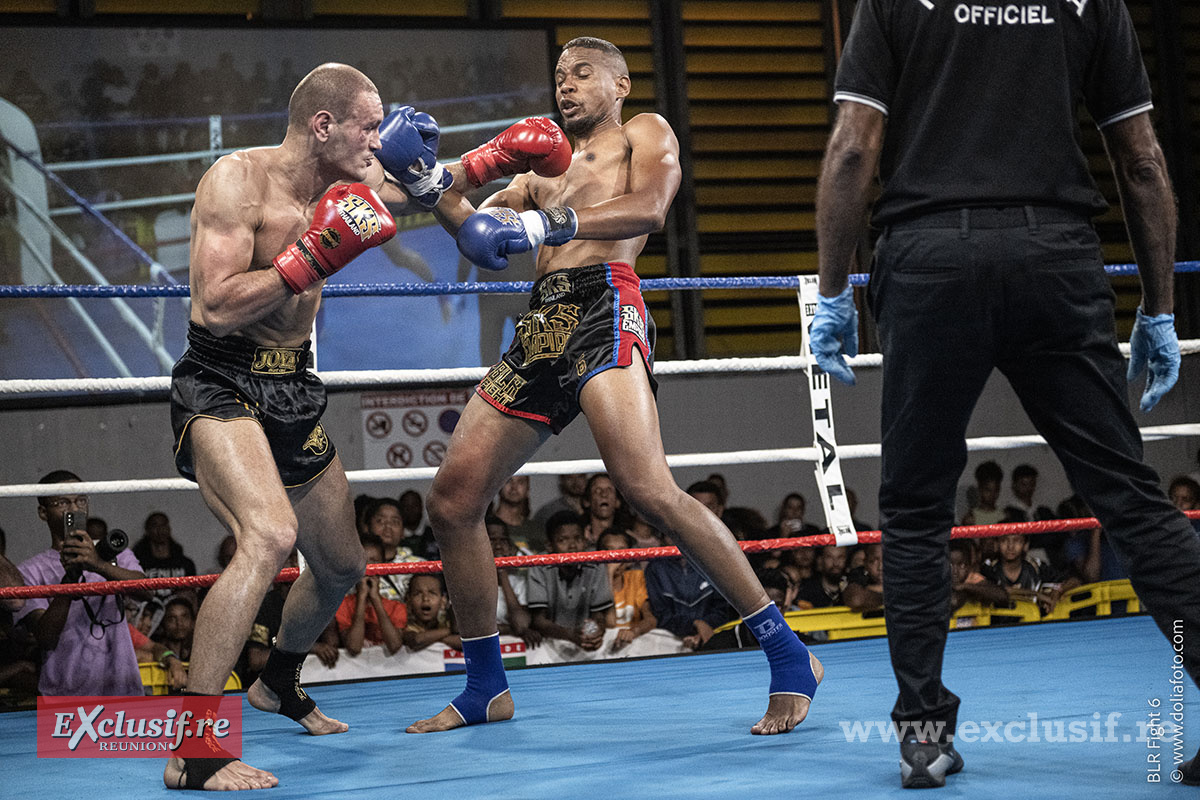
16, 548, 144, 696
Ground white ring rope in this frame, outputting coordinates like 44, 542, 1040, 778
4, 340, 1200, 396
1, 422, 1197, 499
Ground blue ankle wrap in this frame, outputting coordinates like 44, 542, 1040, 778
449, 633, 510, 725
745, 603, 818, 699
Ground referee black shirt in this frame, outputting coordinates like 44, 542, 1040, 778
833, 0, 1153, 224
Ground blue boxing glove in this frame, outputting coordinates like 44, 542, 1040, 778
398, 108, 452, 209
1127, 306, 1180, 411
456, 206, 578, 271
376, 107, 425, 177
808, 284, 859, 385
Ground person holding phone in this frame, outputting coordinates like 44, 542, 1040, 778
14, 470, 150, 696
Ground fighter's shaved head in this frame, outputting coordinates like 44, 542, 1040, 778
287, 63, 379, 130
561, 37, 629, 78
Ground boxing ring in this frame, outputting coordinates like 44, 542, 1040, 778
0, 616, 1195, 797
4, 129, 1200, 795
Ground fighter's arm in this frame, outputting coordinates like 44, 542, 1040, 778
1101, 112, 1176, 316
189, 157, 289, 337
815, 100, 885, 296
571, 113, 681, 239
433, 172, 537, 237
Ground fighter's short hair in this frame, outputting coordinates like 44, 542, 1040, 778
288, 63, 378, 130
561, 36, 629, 78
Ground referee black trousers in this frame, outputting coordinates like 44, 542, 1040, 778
867, 206, 1200, 740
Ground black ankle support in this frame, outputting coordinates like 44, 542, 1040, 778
178, 756, 238, 790
259, 647, 316, 721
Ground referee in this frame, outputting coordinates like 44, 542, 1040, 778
811, 0, 1200, 789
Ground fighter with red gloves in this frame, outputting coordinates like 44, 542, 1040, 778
383, 38, 823, 743
166, 64, 433, 792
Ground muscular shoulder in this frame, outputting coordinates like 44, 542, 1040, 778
194, 149, 271, 223
623, 113, 677, 146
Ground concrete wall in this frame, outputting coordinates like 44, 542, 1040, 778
2, 358, 1198, 571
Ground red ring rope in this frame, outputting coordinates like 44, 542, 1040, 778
0, 513, 1190, 601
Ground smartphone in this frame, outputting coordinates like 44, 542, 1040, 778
63, 510, 87, 537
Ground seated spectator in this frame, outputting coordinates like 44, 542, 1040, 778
131, 511, 197, 601
154, 595, 197, 663
581, 473, 625, 545
949, 540, 1008, 612
15, 471, 147, 696
846, 545, 867, 572
531, 473, 588, 535
527, 512, 613, 651
723, 506, 768, 542
962, 461, 1005, 525
794, 545, 849, 609
398, 489, 438, 559
364, 498, 424, 603
486, 517, 536, 644
702, 568, 799, 649
1003, 464, 1055, 522
235, 550, 339, 685
403, 574, 461, 651
788, 547, 816, 582
981, 533, 1079, 614
491, 475, 545, 553
771, 492, 822, 538
1168, 476, 1200, 534
645, 543, 734, 650
336, 535, 407, 656
842, 543, 884, 612
628, 513, 664, 549
598, 529, 656, 651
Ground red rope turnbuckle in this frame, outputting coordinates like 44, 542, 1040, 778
1, 513, 1192, 601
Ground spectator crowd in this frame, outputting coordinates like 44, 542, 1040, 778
3, 456, 1197, 703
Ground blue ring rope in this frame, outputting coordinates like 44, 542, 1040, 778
2, 263, 1198, 299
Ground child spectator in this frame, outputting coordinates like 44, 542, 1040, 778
491, 475, 544, 553
403, 574, 461, 651
1168, 476, 1200, 534
598, 529, 656, 651
364, 498, 424, 603
486, 517, 536, 644
527, 512, 613, 650
982, 534, 1079, 614
962, 461, 1005, 525
581, 474, 624, 544
949, 540, 1008, 611
336, 535, 407, 656
154, 595, 196, 664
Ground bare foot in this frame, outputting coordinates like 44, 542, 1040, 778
247, 678, 348, 735
163, 756, 278, 791
751, 651, 825, 735
406, 690, 514, 733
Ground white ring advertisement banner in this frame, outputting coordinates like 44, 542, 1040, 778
798, 276, 859, 546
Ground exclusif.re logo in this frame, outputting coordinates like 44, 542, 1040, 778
319, 228, 340, 249
337, 194, 382, 241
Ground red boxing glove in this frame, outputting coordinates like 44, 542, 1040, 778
272, 183, 396, 294
460, 117, 572, 187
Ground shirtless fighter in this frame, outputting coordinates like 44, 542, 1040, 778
376, 36, 823, 737
164, 63, 434, 790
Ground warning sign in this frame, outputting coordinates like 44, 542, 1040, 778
362, 389, 471, 471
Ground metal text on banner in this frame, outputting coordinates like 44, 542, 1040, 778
798, 276, 859, 546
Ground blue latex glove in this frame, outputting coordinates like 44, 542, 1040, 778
1127, 306, 1180, 412
809, 284, 859, 385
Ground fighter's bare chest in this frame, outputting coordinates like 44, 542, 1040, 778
534, 144, 630, 209
251, 202, 316, 268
